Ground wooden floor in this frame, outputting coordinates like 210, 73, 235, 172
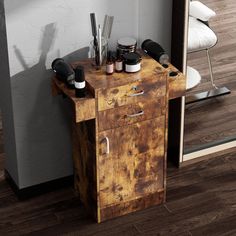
0, 117, 235, 235
184, 0, 236, 151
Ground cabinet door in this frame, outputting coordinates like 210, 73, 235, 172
98, 116, 165, 208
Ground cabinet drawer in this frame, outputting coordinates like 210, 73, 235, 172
98, 97, 166, 131
97, 75, 166, 111
98, 117, 165, 207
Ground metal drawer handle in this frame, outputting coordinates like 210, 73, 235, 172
104, 137, 110, 155
127, 110, 144, 118
128, 90, 145, 97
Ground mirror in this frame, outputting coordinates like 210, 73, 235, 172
184, 0, 236, 155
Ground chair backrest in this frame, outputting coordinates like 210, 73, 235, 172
189, 1, 216, 23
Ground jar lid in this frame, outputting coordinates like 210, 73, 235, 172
118, 37, 137, 47
123, 52, 141, 65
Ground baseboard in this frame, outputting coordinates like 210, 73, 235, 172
184, 136, 236, 155
4, 170, 73, 200
183, 139, 236, 162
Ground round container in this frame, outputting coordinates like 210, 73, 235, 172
117, 37, 137, 57
123, 52, 141, 73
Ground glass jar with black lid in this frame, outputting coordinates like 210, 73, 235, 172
123, 52, 141, 73
117, 37, 137, 57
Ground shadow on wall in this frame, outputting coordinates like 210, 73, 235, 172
10, 23, 89, 186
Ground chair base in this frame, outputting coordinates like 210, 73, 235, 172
185, 86, 231, 105
186, 66, 202, 90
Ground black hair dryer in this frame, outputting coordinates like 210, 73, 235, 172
141, 39, 169, 66
51, 58, 75, 88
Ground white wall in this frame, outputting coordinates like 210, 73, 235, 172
5, 0, 141, 76
1, 0, 173, 188
139, 0, 173, 55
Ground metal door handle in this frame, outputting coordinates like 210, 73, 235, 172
128, 90, 145, 97
127, 110, 144, 118
104, 137, 110, 154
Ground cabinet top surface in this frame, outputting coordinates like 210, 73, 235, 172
52, 51, 186, 102
71, 53, 166, 90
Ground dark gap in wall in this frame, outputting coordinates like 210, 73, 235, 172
0, 110, 5, 175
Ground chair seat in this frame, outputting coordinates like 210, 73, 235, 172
187, 66, 201, 90
188, 16, 217, 52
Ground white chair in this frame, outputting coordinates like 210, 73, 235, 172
186, 1, 230, 104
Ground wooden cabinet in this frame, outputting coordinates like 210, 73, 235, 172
52, 53, 186, 222
98, 117, 165, 206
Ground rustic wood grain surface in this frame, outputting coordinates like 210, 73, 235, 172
70, 52, 185, 100
98, 97, 166, 131
98, 117, 165, 207
165, 63, 186, 100
52, 78, 96, 123
70, 53, 167, 90
72, 120, 97, 219
54, 54, 170, 222
97, 74, 166, 111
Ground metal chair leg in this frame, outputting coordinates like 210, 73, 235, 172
206, 49, 218, 89
186, 49, 231, 105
